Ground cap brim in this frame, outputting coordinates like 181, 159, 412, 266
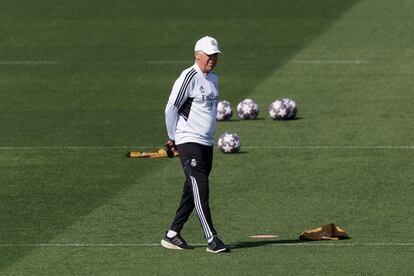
203, 50, 222, 55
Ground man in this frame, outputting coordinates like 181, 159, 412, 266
161, 36, 230, 253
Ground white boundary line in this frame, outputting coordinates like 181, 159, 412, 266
0, 242, 412, 247
143, 60, 190, 65
0, 146, 147, 150
0, 145, 412, 150
291, 60, 366, 64
0, 60, 189, 65
243, 145, 414, 150
144, 60, 367, 65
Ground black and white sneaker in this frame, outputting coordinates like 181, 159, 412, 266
206, 236, 231, 253
161, 234, 193, 250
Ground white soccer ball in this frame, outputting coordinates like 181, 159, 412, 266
237, 98, 259, 119
268, 98, 297, 120
216, 100, 233, 121
218, 132, 241, 153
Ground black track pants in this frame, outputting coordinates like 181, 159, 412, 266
169, 142, 217, 239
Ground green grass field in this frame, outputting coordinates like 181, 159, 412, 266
1, 0, 413, 274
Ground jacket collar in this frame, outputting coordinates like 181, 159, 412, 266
193, 62, 210, 77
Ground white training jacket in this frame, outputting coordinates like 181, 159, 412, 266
165, 63, 219, 146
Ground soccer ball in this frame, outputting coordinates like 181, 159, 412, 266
218, 132, 241, 153
237, 98, 259, 119
216, 100, 233, 121
268, 98, 297, 120
282, 98, 298, 119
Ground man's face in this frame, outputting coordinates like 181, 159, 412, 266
195, 51, 218, 74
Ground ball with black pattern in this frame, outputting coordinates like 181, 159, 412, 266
268, 98, 297, 120
218, 132, 241, 153
281, 98, 297, 119
216, 100, 233, 121
237, 98, 259, 119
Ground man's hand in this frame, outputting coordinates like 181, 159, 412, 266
165, 140, 176, 158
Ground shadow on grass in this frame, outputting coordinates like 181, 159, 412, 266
230, 239, 311, 250
219, 117, 305, 122
282, 116, 305, 121
220, 150, 249, 154
218, 118, 266, 122
189, 239, 314, 249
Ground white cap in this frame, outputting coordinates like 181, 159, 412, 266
194, 36, 222, 55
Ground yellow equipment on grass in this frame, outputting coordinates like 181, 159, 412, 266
127, 148, 178, 158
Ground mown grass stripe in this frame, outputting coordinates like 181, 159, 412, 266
0, 242, 412, 247
291, 60, 366, 64
0, 146, 412, 150
0, 61, 59, 65
0, 60, 366, 65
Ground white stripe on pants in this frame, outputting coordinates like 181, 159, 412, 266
190, 176, 213, 239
